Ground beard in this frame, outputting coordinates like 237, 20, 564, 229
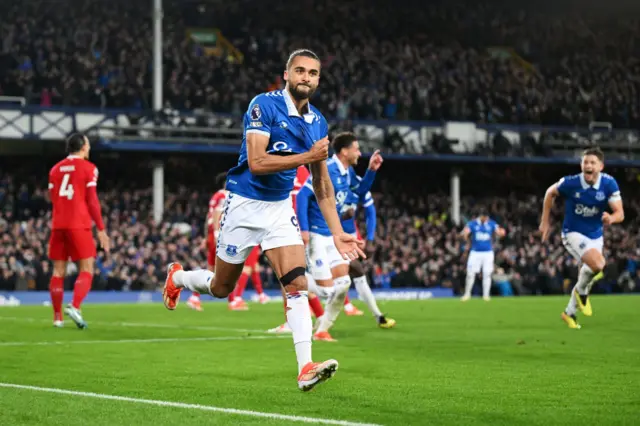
289, 83, 316, 101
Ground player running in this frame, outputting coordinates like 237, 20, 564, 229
333, 132, 395, 328
162, 49, 364, 391
47, 133, 110, 329
299, 133, 383, 341
189, 172, 228, 311
539, 147, 624, 329
460, 209, 506, 301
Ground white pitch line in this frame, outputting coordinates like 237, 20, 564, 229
0, 316, 269, 334
0, 335, 288, 347
0, 383, 383, 426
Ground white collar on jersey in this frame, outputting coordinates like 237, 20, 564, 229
282, 89, 315, 123
332, 154, 348, 176
580, 173, 602, 190
66, 155, 82, 159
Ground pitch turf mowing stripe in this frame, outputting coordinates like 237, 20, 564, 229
0, 316, 270, 333
0, 383, 383, 426
0, 335, 288, 346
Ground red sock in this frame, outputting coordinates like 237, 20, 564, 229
235, 272, 249, 299
344, 294, 351, 306
192, 292, 200, 299
228, 287, 236, 302
251, 271, 264, 295
72, 272, 93, 309
308, 296, 324, 318
49, 276, 64, 321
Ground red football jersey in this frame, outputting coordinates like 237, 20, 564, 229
291, 166, 310, 213
207, 190, 228, 237
48, 155, 99, 230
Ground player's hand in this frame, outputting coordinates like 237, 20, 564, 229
368, 150, 384, 171
307, 137, 329, 163
538, 222, 551, 242
602, 212, 613, 226
97, 230, 110, 254
301, 231, 310, 246
333, 233, 366, 261
199, 239, 208, 251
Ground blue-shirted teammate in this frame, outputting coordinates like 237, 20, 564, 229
294, 132, 383, 341
332, 133, 396, 329
460, 209, 506, 301
539, 146, 624, 329
161, 49, 365, 391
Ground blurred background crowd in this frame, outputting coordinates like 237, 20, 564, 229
1, 0, 639, 127
1, 157, 639, 296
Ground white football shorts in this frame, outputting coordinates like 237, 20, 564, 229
307, 232, 349, 281
561, 232, 603, 261
216, 192, 303, 264
467, 250, 495, 275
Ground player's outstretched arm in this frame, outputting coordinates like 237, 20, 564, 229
310, 161, 365, 261
539, 183, 560, 242
247, 134, 329, 175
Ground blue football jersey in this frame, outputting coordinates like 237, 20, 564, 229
557, 173, 621, 239
226, 90, 328, 202
297, 156, 376, 237
467, 219, 499, 252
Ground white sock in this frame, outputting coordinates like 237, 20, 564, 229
286, 291, 312, 374
306, 272, 335, 299
464, 273, 475, 297
482, 274, 492, 298
576, 265, 594, 295
566, 265, 594, 315
353, 276, 382, 317
317, 275, 351, 333
172, 269, 214, 296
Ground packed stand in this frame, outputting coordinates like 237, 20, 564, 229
2, 159, 640, 296
1, 0, 639, 128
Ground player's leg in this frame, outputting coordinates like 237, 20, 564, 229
164, 194, 262, 308
62, 229, 95, 329
561, 233, 604, 328
349, 259, 395, 328
564, 235, 605, 319
47, 229, 67, 327
462, 252, 479, 301
263, 245, 338, 391
343, 294, 363, 315
228, 263, 251, 310
314, 235, 355, 337
481, 252, 494, 301
187, 241, 216, 311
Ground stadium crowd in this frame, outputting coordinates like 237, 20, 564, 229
0, 0, 639, 127
1, 159, 639, 296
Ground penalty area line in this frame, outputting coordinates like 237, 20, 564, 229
0, 383, 383, 426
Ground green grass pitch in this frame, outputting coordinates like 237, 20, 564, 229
0, 296, 638, 425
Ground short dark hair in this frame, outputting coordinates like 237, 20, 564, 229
332, 132, 358, 154
66, 133, 87, 154
286, 49, 320, 70
582, 146, 604, 162
215, 172, 227, 189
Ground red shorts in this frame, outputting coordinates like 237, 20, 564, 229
48, 228, 96, 261
245, 246, 261, 268
207, 238, 216, 267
